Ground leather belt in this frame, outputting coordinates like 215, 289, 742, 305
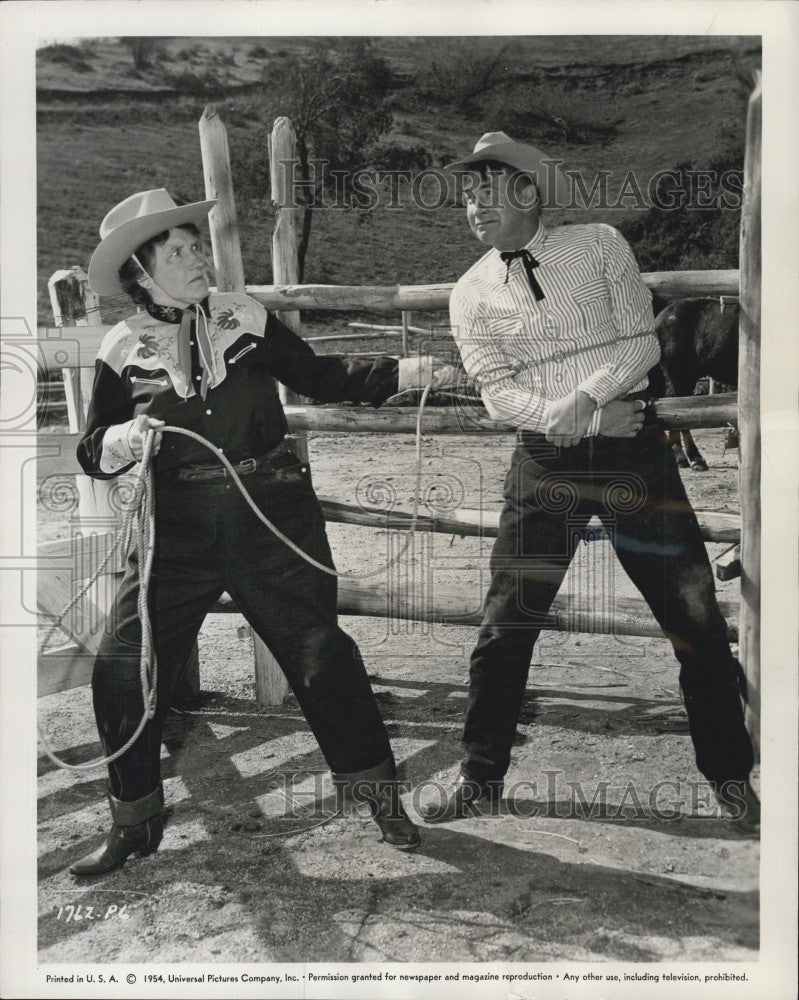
167, 439, 296, 483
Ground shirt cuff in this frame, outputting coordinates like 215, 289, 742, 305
577, 371, 624, 408
585, 406, 603, 437
99, 422, 136, 474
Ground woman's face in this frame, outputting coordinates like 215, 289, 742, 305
141, 227, 211, 308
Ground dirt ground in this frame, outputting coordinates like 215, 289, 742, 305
37, 427, 758, 965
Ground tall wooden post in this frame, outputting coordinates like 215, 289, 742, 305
268, 118, 310, 464
737, 75, 761, 756
200, 106, 245, 293
200, 105, 289, 705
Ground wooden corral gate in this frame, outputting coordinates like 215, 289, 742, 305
33, 78, 761, 754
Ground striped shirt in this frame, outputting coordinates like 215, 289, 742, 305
449, 221, 661, 433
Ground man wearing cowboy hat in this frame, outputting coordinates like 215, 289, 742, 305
71, 188, 451, 876
421, 133, 758, 831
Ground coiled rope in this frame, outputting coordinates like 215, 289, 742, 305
38, 385, 434, 772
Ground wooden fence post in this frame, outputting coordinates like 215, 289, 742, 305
401, 311, 411, 358
47, 268, 97, 435
268, 118, 309, 453
201, 105, 289, 705
737, 75, 761, 757
200, 106, 245, 293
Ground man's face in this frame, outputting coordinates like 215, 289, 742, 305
464, 168, 539, 251
142, 227, 211, 307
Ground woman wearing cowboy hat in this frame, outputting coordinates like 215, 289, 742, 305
71, 189, 447, 875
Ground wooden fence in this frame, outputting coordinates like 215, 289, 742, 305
34, 91, 761, 752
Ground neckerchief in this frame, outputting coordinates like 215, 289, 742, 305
145, 298, 215, 399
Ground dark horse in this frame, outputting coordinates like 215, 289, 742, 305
648, 297, 739, 471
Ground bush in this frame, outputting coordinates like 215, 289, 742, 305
162, 70, 227, 98
618, 150, 744, 272
411, 38, 517, 106
38, 43, 94, 73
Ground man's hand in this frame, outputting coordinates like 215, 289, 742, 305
597, 398, 646, 437
126, 414, 165, 460
545, 390, 595, 447
397, 355, 457, 392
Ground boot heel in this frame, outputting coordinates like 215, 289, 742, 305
70, 812, 163, 876
133, 845, 158, 859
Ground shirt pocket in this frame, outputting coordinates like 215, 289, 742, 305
570, 279, 613, 328
129, 373, 170, 387
228, 341, 257, 365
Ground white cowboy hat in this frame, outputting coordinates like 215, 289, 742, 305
446, 131, 569, 208
88, 188, 217, 296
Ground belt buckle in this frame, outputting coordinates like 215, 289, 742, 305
238, 457, 257, 475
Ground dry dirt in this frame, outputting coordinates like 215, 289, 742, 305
37, 427, 758, 965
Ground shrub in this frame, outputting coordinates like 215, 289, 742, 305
411, 38, 517, 106
38, 43, 94, 73
618, 150, 744, 272
162, 70, 227, 98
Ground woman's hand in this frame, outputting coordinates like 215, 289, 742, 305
397, 355, 457, 392
125, 414, 165, 460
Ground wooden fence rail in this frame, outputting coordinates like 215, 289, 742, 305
37, 530, 741, 698
244, 270, 740, 312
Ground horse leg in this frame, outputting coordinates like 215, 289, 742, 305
681, 430, 708, 472
669, 430, 690, 468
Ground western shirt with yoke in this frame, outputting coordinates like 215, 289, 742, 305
77, 292, 398, 479
449, 221, 661, 434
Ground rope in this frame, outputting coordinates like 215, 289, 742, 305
38, 386, 435, 772
37, 432, 159, 772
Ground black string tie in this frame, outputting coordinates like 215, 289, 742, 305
499, 249, 545, 301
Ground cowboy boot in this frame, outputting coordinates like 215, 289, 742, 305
710, 778, 761, 836
420, 773, 504, 824
334, 757, 421, 851
70, 786, 164, 877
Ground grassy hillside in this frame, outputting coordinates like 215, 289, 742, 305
37, 35, 760, 325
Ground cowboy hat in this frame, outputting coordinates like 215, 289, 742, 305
88, 189, 217, 296
445, 131, 569, 208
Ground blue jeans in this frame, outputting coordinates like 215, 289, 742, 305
462, 428, 754, 787
92, 456, 392, 802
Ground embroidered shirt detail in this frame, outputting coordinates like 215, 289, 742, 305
98, 293, 267, 397
229, 342, 257, 363
216, 307, 241, 330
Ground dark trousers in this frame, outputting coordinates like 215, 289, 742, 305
462, 428, 754, 787
92, 459, 392, 802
